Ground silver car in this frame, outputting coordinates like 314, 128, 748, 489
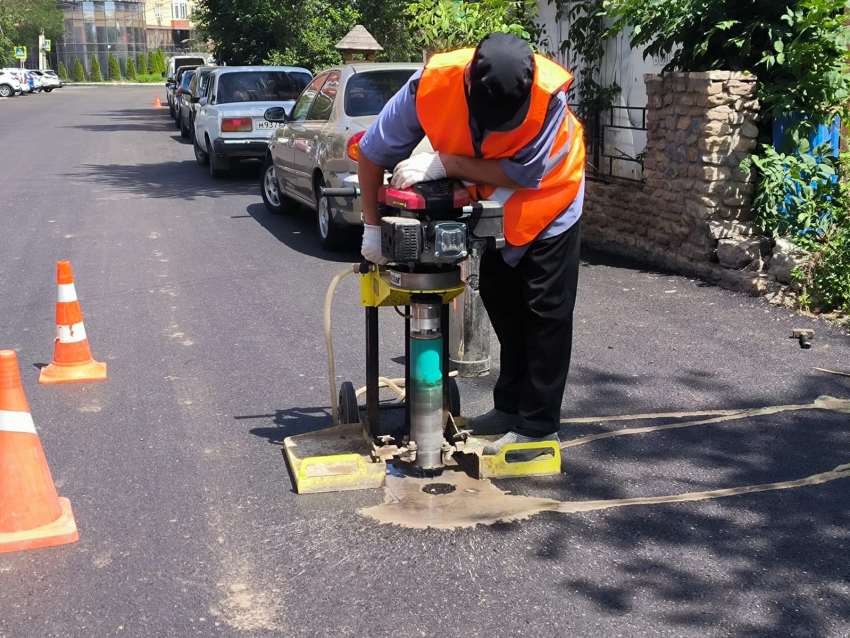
260, 63, 424, 249
192, 66, 312, 178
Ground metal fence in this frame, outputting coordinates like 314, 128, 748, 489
571, 104, 648, 183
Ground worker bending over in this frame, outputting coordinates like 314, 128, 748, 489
358, 32, 585, 459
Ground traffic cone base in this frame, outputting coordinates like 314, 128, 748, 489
39, 358, 107, 385
0, 497, 78, 555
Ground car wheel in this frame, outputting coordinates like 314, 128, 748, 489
180, 116, 190, 139
169, 102, 175, 118
174, 111, 182, 130
315, 177, 345, 251
0, 85, 11, 98
44, 88, 52, 93
260, 155, 298, 215
193, 133, 209, 166
208, 137, 230, 178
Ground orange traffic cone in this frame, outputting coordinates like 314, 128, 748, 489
0, 350, 79, 554
39, 261, 107, 385
154, 95, 162, 108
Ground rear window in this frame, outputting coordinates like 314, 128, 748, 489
216, 71, 311, 104
344, 70, 418, 117
181, 71, 195, 88
176, 57, 206, 68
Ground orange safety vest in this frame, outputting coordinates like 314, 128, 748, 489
416, 48, 585, 247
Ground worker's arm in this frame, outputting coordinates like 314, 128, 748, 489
359, 152, 386, 226
439, 154, 522, 190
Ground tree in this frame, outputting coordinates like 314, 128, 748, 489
405, 0, 541, 54
147, 51, 157, 75
107, 52, 121, 81
125, 57, 137, 80
57, 61, 67, 80
0, 0, 64, 67
90, 54, 102, 82
156, 49, 166, 74
73, 58, 85, 82
137, 53, 148, 75
194, 0, 418, 68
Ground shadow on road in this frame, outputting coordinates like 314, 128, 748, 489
69, 160, 260, 199
245, 202, 361, 263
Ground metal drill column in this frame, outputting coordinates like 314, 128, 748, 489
365, 306, 380, 438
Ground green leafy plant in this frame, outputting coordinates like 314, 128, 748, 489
90, 55, 102, 82
137, 53, 147, 75
125, 57, 136, 81
57, 61, 67, 80
134, 73, 162, 83
549, 0, 620, 145
0, 0, 64, 67
406, 0, 541, 53
107, 53, 121, 81
603, 0, 850, 138
73, 58, 85, 82
147, 51, 157, 75
155, 49, 166, 74
263, 0, 360, 70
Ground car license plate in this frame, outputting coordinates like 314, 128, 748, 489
255, 119, 280, 130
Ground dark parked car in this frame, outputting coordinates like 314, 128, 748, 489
174, 70, 196, 135
179, 66, 216, 140
166, 64, 199, 119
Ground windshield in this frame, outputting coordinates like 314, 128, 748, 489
216, 71, 311, 104
175, 57, 206, 68
344, 70, 418, 117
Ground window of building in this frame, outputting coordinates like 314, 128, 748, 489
173, 2, 188, 20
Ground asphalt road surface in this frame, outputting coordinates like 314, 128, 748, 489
1, 86, 849, 638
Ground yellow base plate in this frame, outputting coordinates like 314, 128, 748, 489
283, 423, 386, 494
459, 435, 562, 479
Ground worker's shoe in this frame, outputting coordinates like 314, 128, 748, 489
483, 431, 560, 462
469, 409, 519, 435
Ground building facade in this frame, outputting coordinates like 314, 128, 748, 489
144, 0, 199, 54
53, 1, 148, 77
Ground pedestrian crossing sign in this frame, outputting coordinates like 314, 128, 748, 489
14, 46, 26, 60
44, 40, 51, 52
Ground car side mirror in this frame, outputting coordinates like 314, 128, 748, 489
264, 106, 288, 123
199, 97, 209, 107
191, 95, 200, 104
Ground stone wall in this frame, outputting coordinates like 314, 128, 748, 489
581, 71, 777, 295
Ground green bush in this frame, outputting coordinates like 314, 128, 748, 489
57, 61, 67, 79
133, 73, 163, 83
107, 52, 121, 80
73, 58, 85, 82
137, 53, 147, 75
90, 54, 102, 81
125, 57, 136, 80
147, 51, 156, 75
156, 49, 166, 74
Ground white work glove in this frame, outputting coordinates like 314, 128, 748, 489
361, 223, 388, 265
391, 152, 446, 189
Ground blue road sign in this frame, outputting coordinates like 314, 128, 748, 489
14, 46, 27, 60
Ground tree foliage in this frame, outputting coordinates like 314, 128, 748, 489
125, 57, 137, 81
147, 51, 157, 75
405, 0, 542, 53
194, 0, 416, 70
90, 54, 102, 82
107, 53, 121, 81
0, 0, 64, 67
137, 53, 148, 76
57, 61, 67, 80
73, 58, 85, 82
603, 0, 850, 132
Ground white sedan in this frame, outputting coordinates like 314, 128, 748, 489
192, 66, 312, 178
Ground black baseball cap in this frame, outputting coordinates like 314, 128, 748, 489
466, 32, 535, 132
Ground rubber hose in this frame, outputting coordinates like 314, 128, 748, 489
325, 265, 359, 427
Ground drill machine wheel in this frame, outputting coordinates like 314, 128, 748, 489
338, 381, 360, 425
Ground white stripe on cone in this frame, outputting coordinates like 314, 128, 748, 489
56, 322, 87, 344
57, 283, 78, 303
0, 410, 37, 435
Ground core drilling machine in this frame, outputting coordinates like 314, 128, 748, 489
282, 179, 562, 494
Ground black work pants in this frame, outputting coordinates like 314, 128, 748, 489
479, 221, 581, 437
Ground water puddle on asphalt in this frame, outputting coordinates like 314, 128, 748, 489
359, 396, 850, 530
